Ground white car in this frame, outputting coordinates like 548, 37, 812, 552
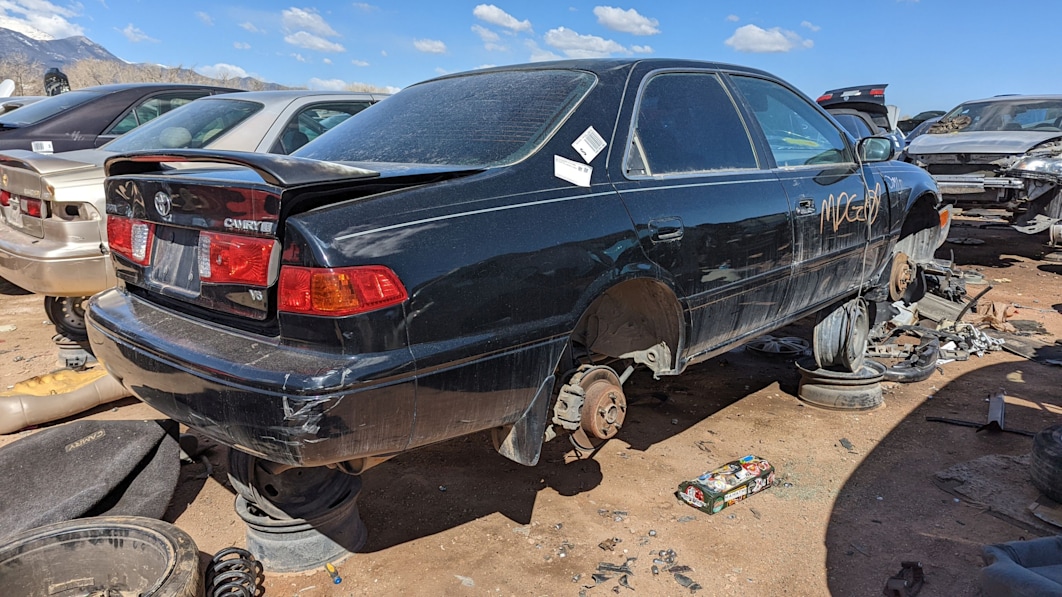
0, 90, 388, 338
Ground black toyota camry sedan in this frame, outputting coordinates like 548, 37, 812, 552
87, 59, 948, 472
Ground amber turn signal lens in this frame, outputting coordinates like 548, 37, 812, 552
278, 265, 407, 316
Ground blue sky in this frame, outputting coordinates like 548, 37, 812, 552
4, 1, 1056, 116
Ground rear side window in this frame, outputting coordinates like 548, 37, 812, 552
731, 76, 853, 168
104, 91, 214, 136
628, 72, 757, 176
832, 113, 874, 139
269, 101, 374, 154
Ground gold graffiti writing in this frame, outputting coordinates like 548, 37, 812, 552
819, 183, 882, 234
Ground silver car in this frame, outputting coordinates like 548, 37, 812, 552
0, 90, 388, 338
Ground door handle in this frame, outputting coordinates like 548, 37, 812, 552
649, 217, 684, 242
796, 197, 817, 215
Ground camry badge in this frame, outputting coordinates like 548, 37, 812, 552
154, 191, 172, 218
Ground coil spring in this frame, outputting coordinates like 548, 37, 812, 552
206, 547, 263, 597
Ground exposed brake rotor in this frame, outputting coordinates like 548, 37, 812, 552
889, 252, 914, 302
565, 365, 627, 454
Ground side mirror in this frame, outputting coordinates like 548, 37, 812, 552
858, 136, 894, 163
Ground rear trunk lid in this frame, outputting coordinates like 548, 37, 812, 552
104, 149, 477, 325
0, 149, 98, 237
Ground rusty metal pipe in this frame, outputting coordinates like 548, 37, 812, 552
0, 369, 129, 434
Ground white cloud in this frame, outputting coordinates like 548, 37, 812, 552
284, 31, 345, 52
414, 38, 447, 54
352, 59, 369, 66
544, 27, 626, 58
724, 24, 811, 53
593, 6, 659, 35
726, 14, 739, 22
475, 63, 496, 70
524, 39, 562, 62
801, 20, 820, 32
380, 50, 387, 56
323, 57, 332, 64
196, 12, 213, 26
196, 63, 249, 79
308, 77, 347, 90
291, 53, 306, 62
281, 7, 338, 37
119, 23, 156, 43
631, 44, 653, 54
472, 4, 531, 32
233, 41, 250, 50
434, 67, 447, 75
353, 2, 378, 10
0, 1, 84, 39
239, 22, 264, 34
472, 24, 506, 51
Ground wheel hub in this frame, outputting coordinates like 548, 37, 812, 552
889, 252, 913, 301
581, 370, 627, 440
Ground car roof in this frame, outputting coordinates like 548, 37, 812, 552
425, 58, 776, 82
206, 90, 388, 105
70, 82, 240, 94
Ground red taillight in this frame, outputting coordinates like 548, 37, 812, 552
21, 197, 42, 219
278, 265, 407, 316
870, 88, 885, 97
0, 190, 9, 207
198, 232, 275, 286
816, 94, 832, 103
107, 216, 154, 265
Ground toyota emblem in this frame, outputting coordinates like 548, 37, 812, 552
154, 191, 172, 217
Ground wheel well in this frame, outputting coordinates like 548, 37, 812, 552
894, 192, 944, 262
570, 278, 682, 370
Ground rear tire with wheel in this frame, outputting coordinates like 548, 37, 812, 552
44, 295, 89, 340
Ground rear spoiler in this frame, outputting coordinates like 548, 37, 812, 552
0, 149, 96, 176
105, 149, 380, 188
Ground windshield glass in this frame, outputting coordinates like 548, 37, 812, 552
104, 98, 263, 151
936, 99, 1062, 133
0, 90, 101, 126
296, 69, 596, 167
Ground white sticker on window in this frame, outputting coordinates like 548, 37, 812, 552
31, 141, 53, 154
572, 126, 606, 163
554, 155, 592, 187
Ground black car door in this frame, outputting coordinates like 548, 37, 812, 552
729, 75, 885, 316
611, 69, 795, 359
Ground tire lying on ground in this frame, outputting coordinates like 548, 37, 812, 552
0, 515, 201, 597
1031, 424, 1062, 503
796, 357, 886, 410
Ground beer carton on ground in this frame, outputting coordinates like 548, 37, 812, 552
676, 455, 775, 515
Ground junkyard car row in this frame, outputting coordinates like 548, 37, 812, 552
0, 90, 387, 339
66, 59, 949, 471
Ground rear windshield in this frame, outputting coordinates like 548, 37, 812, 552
104, 98, 263, 151
296, 69, 596, 167
0, 90, 101, 126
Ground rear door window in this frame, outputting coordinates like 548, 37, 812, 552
627, 72, 758, 176
269, 101, 374, 154
104, 91, 215, 136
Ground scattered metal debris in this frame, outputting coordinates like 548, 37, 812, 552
597, 558, 636, 575
882, 561, 925, 597
674, 572, 702, 592
591, 573, 612, 585
668, 565, 692, 574
598, 537, 621, 551
617, 574, 634, 590
925, 389, 1035, 436
839, 438, 855, 452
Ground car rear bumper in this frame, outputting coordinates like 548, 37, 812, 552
86, 288, 419, 467
0, 220, 111, 295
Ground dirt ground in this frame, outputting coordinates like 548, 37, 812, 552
1, 215, 1060, 596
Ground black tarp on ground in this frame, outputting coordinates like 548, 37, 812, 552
0, 419, 179, 541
